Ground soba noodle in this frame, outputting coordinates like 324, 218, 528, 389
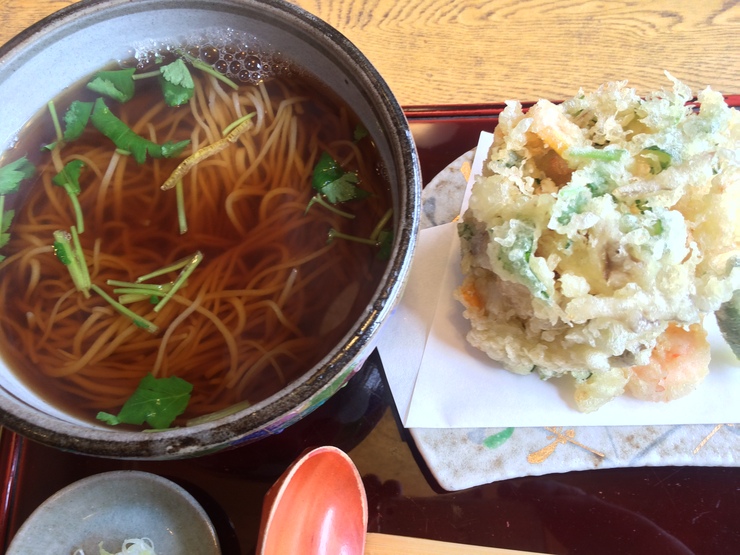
0, 66, 390, 424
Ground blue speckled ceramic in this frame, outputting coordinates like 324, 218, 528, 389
0, 0, 420, 459
7, 471, 220, 554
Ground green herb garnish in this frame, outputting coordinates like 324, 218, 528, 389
0, 156, 35, 195
0, 209, 14, 261
96, 373, 192, 429
325, 225, 393, 258
63, 101, 94, 142
641, 146, 672, 174
305, 194, 355, 218
47, 100, 64, 145
106, 279, 175, 304
87, 68, 137, 103
43, 101, 94, 151
117, 252, 203, 313
327, 228, 378, 245
0, 156, 35, 258
53, 227, 91, 297
152, 251, 202, 312
376, 229, 394, 260
90, 98, 190, 164
90, 283, 158, 333
353, 124, 369, 142
52, 159, 86, 233
311, 151, 369, 203
159, 59, 195, 107
176, 50, 239, 91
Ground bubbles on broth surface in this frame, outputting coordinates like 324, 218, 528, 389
129, 27, 289, 85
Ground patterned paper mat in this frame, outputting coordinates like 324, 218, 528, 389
408, 149, 739, 492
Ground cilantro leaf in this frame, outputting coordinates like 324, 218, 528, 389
0, 157, 34, 257
86, 68, 136, 103
1, 209, 14, 233
312, 151, 344, 191
377, 229, 393, 260
52, 159, 85, 195
0, 209, 13, 250
160, 77, 194, 106
353, 124, 369, 142
63, 101, 94, 142
311, 151, 370, 203
160, 59, 195, 107
90, 98, 190, 163
0, 156, 35, 195
321, 172, 370, 203
96, 374, 192, 429
158, 139, 191, 159
161, 58, 195, 88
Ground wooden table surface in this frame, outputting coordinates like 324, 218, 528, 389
0, 0, 738, 106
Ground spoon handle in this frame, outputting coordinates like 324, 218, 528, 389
365, 533, 549, 554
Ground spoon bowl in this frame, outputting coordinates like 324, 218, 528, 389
257, 446, 551, 555
257, 445, 367, 555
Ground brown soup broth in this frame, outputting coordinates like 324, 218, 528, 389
0, 57, 391, 425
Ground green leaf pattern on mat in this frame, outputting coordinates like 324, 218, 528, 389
483, 427, 515, 449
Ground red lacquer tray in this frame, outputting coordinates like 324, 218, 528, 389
1, 106, 740, 555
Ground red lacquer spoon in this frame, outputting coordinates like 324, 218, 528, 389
257, 446, 547, 555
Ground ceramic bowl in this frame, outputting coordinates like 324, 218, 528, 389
6, 471, 220, 554
0, 0, 420, 458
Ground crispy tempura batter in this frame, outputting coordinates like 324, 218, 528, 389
456, 74, 740, 412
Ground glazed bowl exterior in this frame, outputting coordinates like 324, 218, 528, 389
0, 0, 420, 458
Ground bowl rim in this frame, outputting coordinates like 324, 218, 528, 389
0, 0, 420, 459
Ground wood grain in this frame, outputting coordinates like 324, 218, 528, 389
365, 533, 546, 554
0, 0, 737, 105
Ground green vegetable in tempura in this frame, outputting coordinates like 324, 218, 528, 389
456, 74, 740, 412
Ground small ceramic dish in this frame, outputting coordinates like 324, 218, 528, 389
6, 470, 220, 554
